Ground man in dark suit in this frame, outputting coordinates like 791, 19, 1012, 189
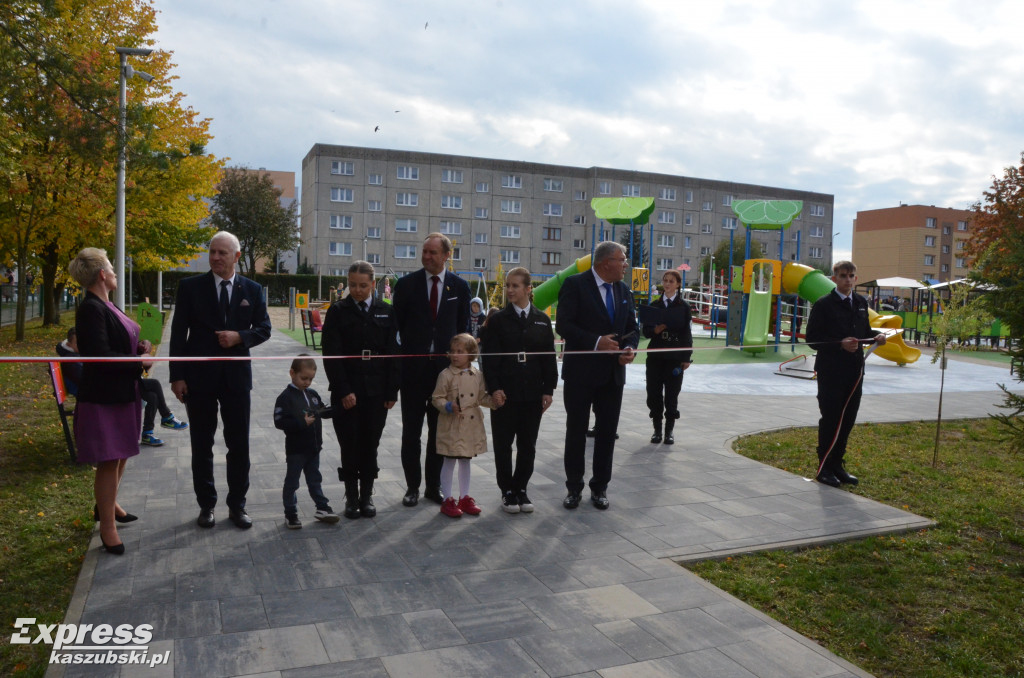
805, 260, 885, 488
557, 241, 638, 510
392, 232, 471, 506
170, 231, 272, 529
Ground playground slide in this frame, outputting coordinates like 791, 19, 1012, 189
531, 254, 592, 310
742, 287, 772, 353
781, 263, 921, 365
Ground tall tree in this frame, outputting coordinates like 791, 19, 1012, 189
209, 168, 299, 275
965, 152, 1024, 450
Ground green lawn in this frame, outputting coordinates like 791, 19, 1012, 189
688, 418, 1024, 678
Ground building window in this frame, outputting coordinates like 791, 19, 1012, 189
810, 225, 823, 237
956, 257, 966, 268
439, 220, 462, 235
500, 250, 520, 264
722, 195, 733, 207
925, 236, 936, 247
329, 268, 344, 276
957, 220, 968, 231
658, 211, 676, 224
657, 234, 675, 248
941, 245, 950, 254
809, 247, 823, 259
367, 227, 381, 239
598, 181, 611, 195
368, 173, 383, 186
701, 224, 712, 234
395, 245, 416, 259
702, 201, 713, 211
475, 207, 489, 219
330, 215, 352, 230
543, 227, 561, 241
330, 188, 354, 202
395, 219, 418, 233
542, 252, 561, 265
684, 236, 692, 249
367, 200, 382, 212
942, 224, 951, 235
451, 247, 462, 261
956, 241, 965, 250
573, 238, 586, 249
331, 160, 354, 175
924, 255, 935, 265
722, 217, 737, 229
441, 169, 463, 184
397, 166, 419, 180
659, 188, 677, 201
574, 190, 587, 200
622, 184, 641, 197
396, 192, 418, 207
810, 204, 825, 217
501, 175, 522, 189
476, 181, 490, 193
543, 203, 563, 217
473, 258, 487, 269
500, 225, 520, 238
441, 195, 463, 209
940, 263, 949, 273
700, 247, 711, 255
329, 242, 352, 256
926, 217, 937, 228
543, 178, 563, 192
366, 253, 380, 265
573, 215, 585, 225
657, 258, 673, 270
684, 214, 693, 226
500, 200, 521, 214
474, 232, 488, 244
685, 190, 694, 203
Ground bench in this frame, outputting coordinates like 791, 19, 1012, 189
47, 361, 77, 463
301, 308, 324, 350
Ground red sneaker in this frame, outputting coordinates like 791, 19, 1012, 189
457, 495, 482, 515
440, 497, 463, 518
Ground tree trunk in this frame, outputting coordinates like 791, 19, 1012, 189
41, 240, 60, 326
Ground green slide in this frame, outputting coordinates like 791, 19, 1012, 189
742, 268, 773, 354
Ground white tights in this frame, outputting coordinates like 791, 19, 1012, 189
440, 457, 471, 499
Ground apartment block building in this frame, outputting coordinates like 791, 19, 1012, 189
300, 144, 835, 279
852, 205, 973, 283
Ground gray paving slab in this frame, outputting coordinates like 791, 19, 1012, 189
48, 318, 1019, 677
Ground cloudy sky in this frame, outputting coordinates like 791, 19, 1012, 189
152, 0, 1024, 261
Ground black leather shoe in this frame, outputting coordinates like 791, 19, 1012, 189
196, 509, 215, 528
344, 501, 361, 520
833, 465, 859, 485
360, 499, 376, 518
663, 433, 674, 445
100, 535, 125, 555
650, 432, 662, 444
228, 509, 253, 529
815, 471, 841, 488
424, 486, 444, 505
563, 492, 582, 509
94, 505, 138, 523
590, 491, 610, 510
402, 488, 419, 507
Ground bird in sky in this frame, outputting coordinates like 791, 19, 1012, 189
374, 126, 380, 132
424, 21, 428, 30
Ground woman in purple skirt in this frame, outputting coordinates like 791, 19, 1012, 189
69, 248, 152, 555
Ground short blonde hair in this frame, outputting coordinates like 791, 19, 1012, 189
424, 232, 452, 254
449, 333, 479, 359
68, 248, 111, 288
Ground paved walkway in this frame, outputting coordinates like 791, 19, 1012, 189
53, 323, 1017, 678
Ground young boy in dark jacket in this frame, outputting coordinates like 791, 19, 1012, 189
273, 357, 338, 529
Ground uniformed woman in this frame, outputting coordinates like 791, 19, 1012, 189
642, 270, 693, 445
480, 267, 558, 513
322, 260, 399, 519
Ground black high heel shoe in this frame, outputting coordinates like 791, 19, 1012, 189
94, 505, 138, 523
99, 535, 125, 555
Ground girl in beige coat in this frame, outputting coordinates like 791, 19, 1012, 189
431, 333, 501, 517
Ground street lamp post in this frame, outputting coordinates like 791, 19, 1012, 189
830, 231, 842, 269
115, 46, 154, 311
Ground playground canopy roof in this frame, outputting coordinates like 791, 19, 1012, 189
590, 197, 656, 224
861, 276, 926, 289
731, 199, 803, 229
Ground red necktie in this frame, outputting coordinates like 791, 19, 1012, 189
430, 275, 440, 322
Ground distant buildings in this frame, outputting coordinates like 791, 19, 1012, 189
299, 144, 835, 279
852, 205, 973, 283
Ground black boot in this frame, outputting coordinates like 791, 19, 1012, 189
663, 418, 676, 445
343, 478, 361, 519
359, 478, 376, 517
650, 419, 662, 444
831, 457, 859, 485
815, 454, 841, 487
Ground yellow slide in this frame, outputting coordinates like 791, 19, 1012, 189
868, 308, 921, 365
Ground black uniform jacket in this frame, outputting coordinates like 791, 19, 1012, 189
321, 296, 400, 401
641, 294, 694, 365
556, 271, 639, 387
805, 290, 880, 374
481, 304, 558, 402
75, 291, 144, 404
273, 385, 332, 455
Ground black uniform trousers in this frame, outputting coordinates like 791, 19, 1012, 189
490, 399, 543, 495
563, 377, 622, 494
645, 356, 683, 421
186, 390, 251, 511
816, 367, 863, 469
399, 357, 442, 491
333, 392, 388, 480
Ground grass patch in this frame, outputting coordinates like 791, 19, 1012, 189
687, 419, 1024, 678
0, 319, 96, 676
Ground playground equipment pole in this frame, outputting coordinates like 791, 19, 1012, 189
648, 222, 654, 303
